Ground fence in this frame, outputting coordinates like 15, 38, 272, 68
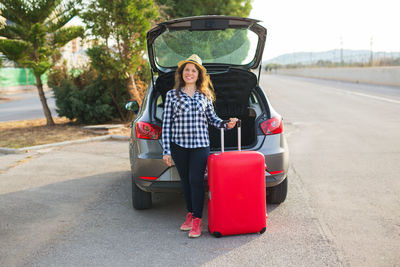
274, 66, 400, 87
0, 68, 47, 89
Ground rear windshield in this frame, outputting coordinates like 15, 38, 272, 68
153, 28, 258, 68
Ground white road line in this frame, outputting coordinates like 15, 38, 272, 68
333, 88, 400, 104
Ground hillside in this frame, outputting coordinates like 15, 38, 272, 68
264, 49, 400, 66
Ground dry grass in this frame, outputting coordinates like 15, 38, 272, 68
0, 117, 130, 149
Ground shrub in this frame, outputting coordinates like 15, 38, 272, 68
49, 66, 129, 124
52, 77, 116, 124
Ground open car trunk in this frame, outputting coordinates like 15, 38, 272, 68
155, 68, 259, 151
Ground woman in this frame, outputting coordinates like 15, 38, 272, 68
162, 54, 238, 238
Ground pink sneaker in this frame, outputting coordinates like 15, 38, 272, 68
189, 218, 202, 238
180, 212, 193, 231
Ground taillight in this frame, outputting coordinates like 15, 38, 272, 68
139, 176, 158, 180
260, 117, 283, 135
269, 170, 284, 175
136, 122, 162, 139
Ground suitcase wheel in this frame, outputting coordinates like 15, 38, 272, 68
212, 232, 222, 238
259, 227, 266, 234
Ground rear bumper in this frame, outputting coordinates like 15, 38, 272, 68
265, 172, 286, 187
134, 172, 287, 193
130, 133, 289, 192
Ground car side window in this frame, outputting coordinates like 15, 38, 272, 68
154, 94, 164, 121
250, 92, 258, 104
249, 92, 262, 117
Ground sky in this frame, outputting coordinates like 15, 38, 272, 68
249, 0, 400, 60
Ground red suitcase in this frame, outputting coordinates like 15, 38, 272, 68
207, 120, 267, 237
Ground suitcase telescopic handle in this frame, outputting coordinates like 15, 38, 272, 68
220, 119, 241, 153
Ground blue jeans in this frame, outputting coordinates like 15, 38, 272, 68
170, 142, 209, 219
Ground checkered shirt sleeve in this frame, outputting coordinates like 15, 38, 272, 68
161, 90, 174, 155
161, 89, 224, 155
205, 97, 224, 129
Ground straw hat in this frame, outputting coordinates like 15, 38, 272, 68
177, 54, 206, 72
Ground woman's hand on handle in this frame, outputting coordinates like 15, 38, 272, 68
227, 118, 239, 129
163, 155, 172, 167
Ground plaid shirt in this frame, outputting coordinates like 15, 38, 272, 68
162, 89, 224, 155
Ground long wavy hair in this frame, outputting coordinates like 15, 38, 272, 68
174, 62, 216, 102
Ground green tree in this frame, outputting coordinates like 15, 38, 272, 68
0, 0, 84, 126
156, 0, 252, 19
154, 29, 251, 66
81, 0, 158, 120
154, 0, 252, 67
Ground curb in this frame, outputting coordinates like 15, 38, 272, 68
0, 135, 130, 154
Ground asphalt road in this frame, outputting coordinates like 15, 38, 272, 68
0, 90, 56, 122
0, 75, 399, 266
262, 74, 400, 266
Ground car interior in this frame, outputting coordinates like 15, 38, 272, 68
153, 68, 264, 151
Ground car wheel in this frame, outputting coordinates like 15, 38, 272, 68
132, 176, 152, 210
267, 177, 288, 204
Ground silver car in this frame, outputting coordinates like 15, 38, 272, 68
126, 16, 289, 210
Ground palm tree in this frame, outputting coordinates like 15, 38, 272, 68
0, 0, 83, 125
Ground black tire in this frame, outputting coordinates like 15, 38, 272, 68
260, 227, 266, 234
132, 177, 152, 210
267, 177, 288, 204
